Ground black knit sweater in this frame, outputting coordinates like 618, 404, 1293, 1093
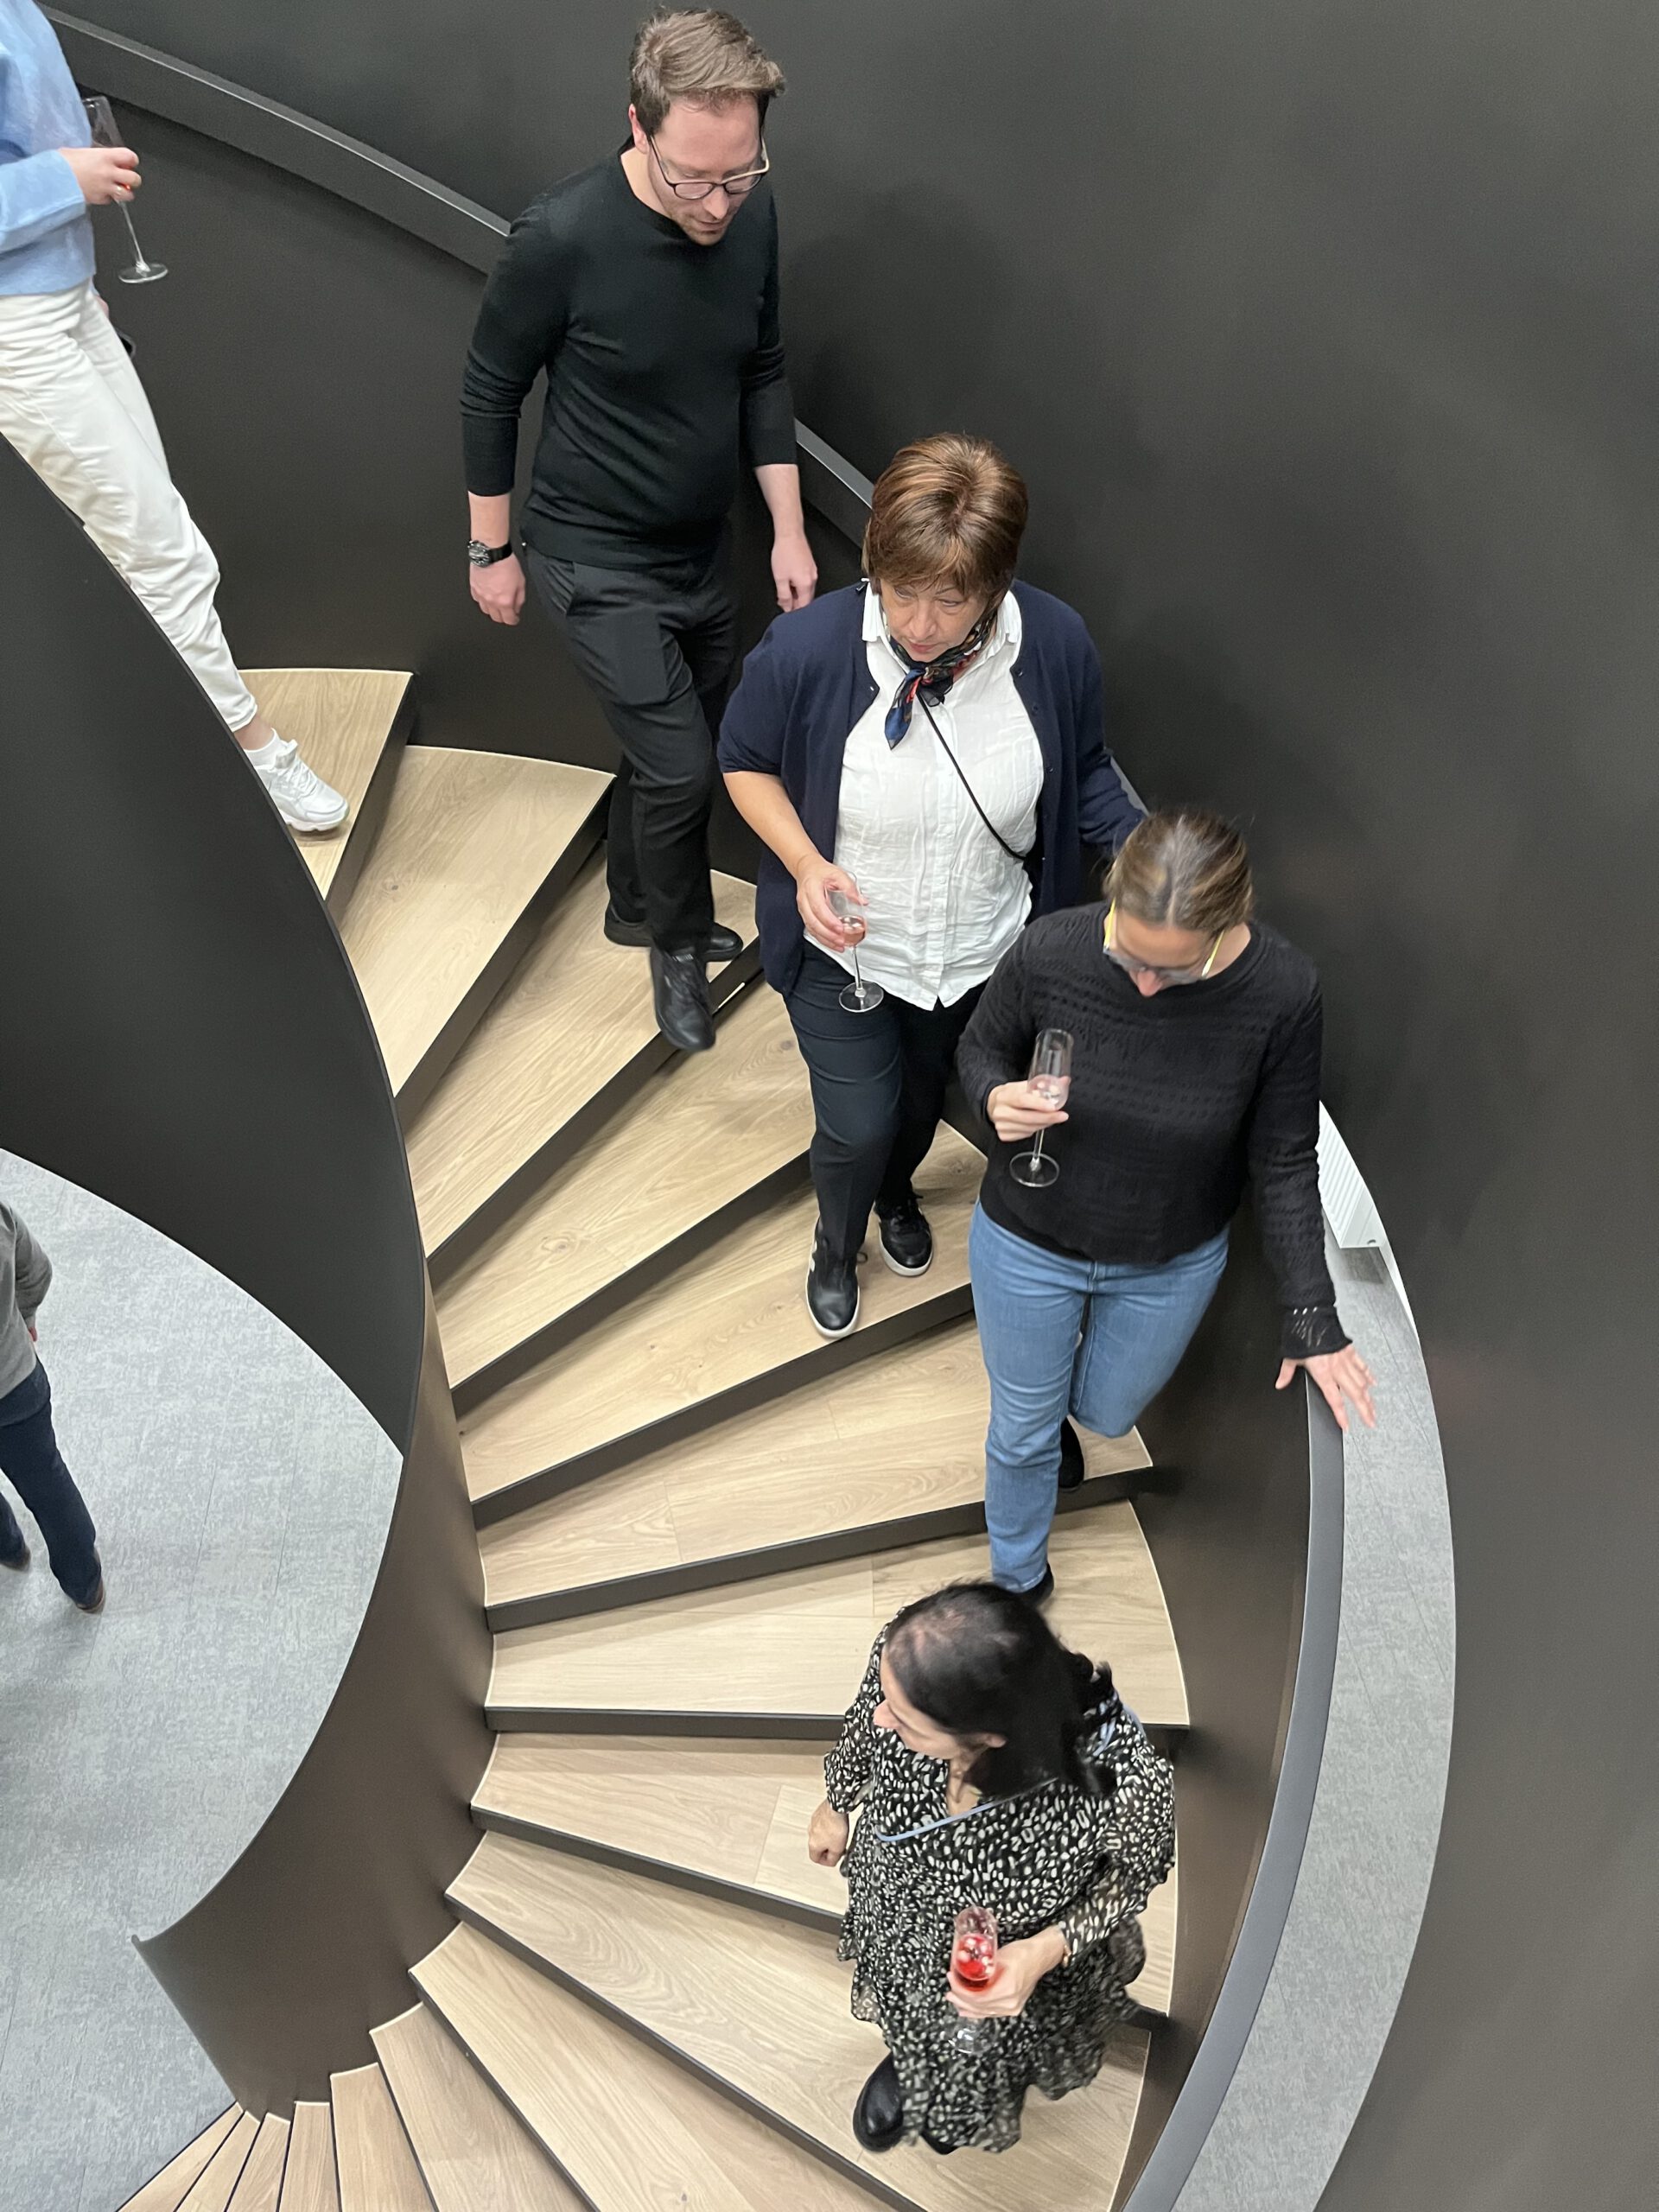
957, 906, 1348, 1359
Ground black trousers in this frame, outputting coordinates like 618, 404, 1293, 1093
785, 945, 983, 1265
0, 1362, 99, 1603
528, 550, 736, 950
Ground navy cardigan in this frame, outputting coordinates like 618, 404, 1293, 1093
717, 580, 1144, 996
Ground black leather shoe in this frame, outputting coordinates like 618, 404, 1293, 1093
853, 2055, 905, 2152
805, 1224, 860, 1338
649, 946, 715, 1052
1019, 1565, 1056, 1607
605, 906, 744, 963
875, 1193, 932, 1276
1, 1538, 29, 1570
71, 1554, 106, 1613
1058, 1417, 1085, 1491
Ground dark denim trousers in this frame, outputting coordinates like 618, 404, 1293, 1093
0, 1359, 99, 1603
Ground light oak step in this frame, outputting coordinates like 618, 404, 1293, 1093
415, 1920, 877, 2212
330, 2063, 427, 2212
245, 669, 411, 916
118, 2108, 240, 2212
480, 1316, 1146, 1624
461, 1129, 982, 1522
488, 1509, 1187, 1732
474, 1733, 1177, 2013
339, 747, 607, 1111
449, 1834, 1148, 2212
178, 2113, 260, 2212
373, 2000, 582, 2212
277, 2105, 338, 2212
226, 2115, 290, 2212
409, 854, 759, 1271
436, 982, 813, 1392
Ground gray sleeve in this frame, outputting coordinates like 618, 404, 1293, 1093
6, 1208, 53, 1319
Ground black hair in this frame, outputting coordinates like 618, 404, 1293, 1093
883, 1582, 1119, 1801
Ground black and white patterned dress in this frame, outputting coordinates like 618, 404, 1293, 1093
823, 1628, 1176, 2153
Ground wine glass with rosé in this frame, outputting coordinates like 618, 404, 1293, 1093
950, 1904, 1000, 2052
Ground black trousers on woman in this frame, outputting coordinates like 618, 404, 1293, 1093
784, 945, 983, 1266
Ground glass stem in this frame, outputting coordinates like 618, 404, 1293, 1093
119, 203, 145, 265
1028, 1129, 1046, 1166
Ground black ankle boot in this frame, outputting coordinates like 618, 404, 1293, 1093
1058, 1416, 1085, 1491
853, 2055, 905, 2152
805, 1224, 860, 1338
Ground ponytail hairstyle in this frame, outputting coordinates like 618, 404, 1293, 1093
1106, 808, 1255, 938
883, 1582, 1119, 1801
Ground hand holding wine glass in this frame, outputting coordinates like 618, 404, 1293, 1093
1009, 1029, 1073, 1187
81, 96, 168, 283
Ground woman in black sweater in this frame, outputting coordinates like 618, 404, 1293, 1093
957, 810, 1376, 1599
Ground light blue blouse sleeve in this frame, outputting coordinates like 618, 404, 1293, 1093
0, 40, 89, 258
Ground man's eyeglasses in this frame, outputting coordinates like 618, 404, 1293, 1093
1103, 901, 1224, 986
647, 134, 770, 201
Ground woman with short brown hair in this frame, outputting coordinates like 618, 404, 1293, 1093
720, 434, 1142, 1337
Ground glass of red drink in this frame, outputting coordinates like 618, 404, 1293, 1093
950, 1905, 1000, 2051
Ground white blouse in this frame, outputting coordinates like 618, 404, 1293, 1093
811, 589, 1044, 1010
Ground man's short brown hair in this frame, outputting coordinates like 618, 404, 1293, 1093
629, 10, 785, 136
862, 434, 1030, 602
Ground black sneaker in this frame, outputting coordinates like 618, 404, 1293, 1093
605, 906, 744, 963
649, 945, 715, 1053
875, 1194, 932, 1276
1057, 1417, 1085, 1491
805, 1224, 860, 1338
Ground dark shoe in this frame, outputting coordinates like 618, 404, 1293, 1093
605, 906, 744, 963
852, 2055, 905, 2153
71, 1554, 106, 1614
1019, 1566, 1056, 1608
805, 1224, 860, 1339
649, 946, 715, 1053
875, 1193, 932, 1277
1, 1537, 29, 1570
1058, 1417, 1085, 1491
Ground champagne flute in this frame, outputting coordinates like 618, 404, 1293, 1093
1010, 1028, 1072, 1188
825, 885, 883, 1014
949, 1905, 1000, 2052
83, 96, 168, 284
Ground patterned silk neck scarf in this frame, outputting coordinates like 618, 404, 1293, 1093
880, 601, 999, 747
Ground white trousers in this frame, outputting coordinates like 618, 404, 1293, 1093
0, 279, 257, 731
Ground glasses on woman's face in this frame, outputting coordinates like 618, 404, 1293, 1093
647, 135, 770, 200
1103, 901, 1223, 987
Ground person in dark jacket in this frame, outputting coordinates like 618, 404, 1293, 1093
720, 434, 1142, 1338
0, 1199, 103, 1611
957, 810, 1376, 1601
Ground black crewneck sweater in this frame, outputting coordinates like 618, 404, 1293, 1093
957, 906, 1348, 1358
461, 151, 797, 570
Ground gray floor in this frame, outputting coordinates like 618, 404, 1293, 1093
1173, 1240, 1457, 2211
0, 1150, 400, 2212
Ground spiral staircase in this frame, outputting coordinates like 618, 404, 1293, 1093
118, 669, 1186, 2212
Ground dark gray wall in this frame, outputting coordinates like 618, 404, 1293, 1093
57, 2, 1659, 2201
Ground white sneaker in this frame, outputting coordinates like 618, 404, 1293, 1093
249, 734, 348, 833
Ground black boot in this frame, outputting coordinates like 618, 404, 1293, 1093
649, 945, 715, 1052
607, 906, 743, 963
852, 2055, 905, 2152
1057, 1416, 1085, 1491
805, 1224, 860, 1338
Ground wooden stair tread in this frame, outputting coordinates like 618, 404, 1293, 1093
450, 1834, 1148, 2212
461, 1128, 982, 1507
340, 748, 606, 1093
331, 2063, 427, 2212
408, 855, 758, 1258
118, 2107, 241, 2212
435, 983, 812, 1382
373, 1999, 582, 2212
489, 1508, 1187, 1728
226, 2115, 290, 2212
415, 1921, 877, 2212
475, 1734, 1176, 2013
245, 670, 410, 903
479, 1316, 1147, 1612
178, 2112, 260, 2212
277, 2105, 338, 2212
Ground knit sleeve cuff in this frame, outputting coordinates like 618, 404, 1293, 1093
1281, 1305, 1351, 1360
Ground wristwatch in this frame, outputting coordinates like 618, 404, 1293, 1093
467, 538, 514, 568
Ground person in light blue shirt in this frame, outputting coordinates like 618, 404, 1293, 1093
0, 0, 348, 832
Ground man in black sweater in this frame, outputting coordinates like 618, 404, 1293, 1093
462, 9, 816, 1052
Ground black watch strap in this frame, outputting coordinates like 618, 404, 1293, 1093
467, 538, 514, 568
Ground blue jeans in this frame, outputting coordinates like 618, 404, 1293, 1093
0, 1360, 100, 1604
969, 1205, 1230, 1592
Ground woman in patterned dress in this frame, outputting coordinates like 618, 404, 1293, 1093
808, 1581, 1175, 2155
